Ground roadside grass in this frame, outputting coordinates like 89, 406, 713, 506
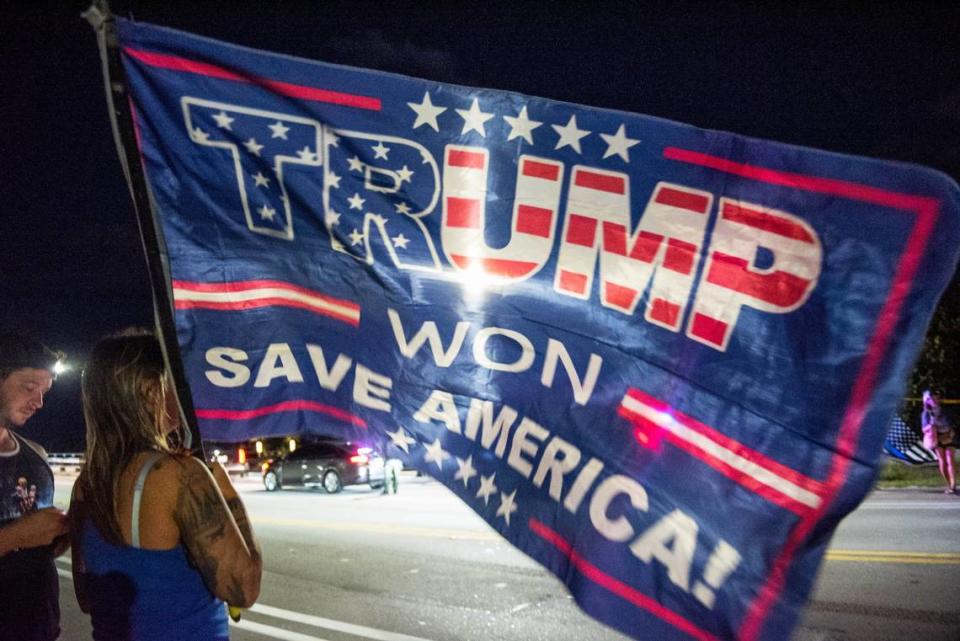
876, 459, 948, 488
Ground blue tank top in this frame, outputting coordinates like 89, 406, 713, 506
78, 457, 229, 641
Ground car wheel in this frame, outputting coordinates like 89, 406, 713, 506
264, 471, 280, 492
322, 470, 343, 494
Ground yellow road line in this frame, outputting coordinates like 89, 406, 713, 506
252, 517, 960, 563
826, 550, 960, 564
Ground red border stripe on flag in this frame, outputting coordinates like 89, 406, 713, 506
196, 400, 366, 428
123, 48, 381, 111
529, 518, 719, 641
172, 280, 361, 326
619, 388, 824, 514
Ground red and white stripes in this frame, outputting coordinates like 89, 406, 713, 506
687, 198, 821, 351
619, 388, 824, 515
442, 146, 564, 280
555, 174, 713, 331
172, 279, 360, 326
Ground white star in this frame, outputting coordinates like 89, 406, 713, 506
212, 111, 234, 130
394, 202, 412, 215
476, 474, 497, 505
456, 98, 495, 137
495, 490, 518, 526
191, 127, 210, 143
396, 165, 414, 183
348, 228, 365, 246
325, 210, 341, 226
392, 233, 410, 249
552, 115, 590, 154
453, 455, 477, 489
331, 239, 344, 251
503, 106, 542, 145
347, 156, 364, 173
268, 120, 290, 139
347, 193, 366, 210
371, 141, 390, 160
407, 91, 447, 132
387, 427, 416, 454
600, 124, 640, 162
243, 138, 263, 156
297, 147, 317, 162
257, 205, 276, 221
423, 438, 450, 471
252, 172, 270, 188
326, 131, 339, 147
326, 172, 341, 189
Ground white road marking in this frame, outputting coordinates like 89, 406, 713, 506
857, 501, 960, 510
231, 619, 332, 641
57, 561, 437, 641
250, 603, 437, 641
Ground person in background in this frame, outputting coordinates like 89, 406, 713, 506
0, 333, 69, 641
921, 389, 956, 495
70, 330, 262, 640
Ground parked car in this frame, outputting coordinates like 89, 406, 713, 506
261, 440, 385, 493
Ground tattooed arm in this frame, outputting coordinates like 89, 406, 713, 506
172, 456, 262, 607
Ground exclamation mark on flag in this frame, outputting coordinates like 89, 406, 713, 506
692, 539, 742, 609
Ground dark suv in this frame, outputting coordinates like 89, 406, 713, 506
261, 440, 385, 493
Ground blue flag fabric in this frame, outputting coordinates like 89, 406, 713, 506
115, 17, 959, 641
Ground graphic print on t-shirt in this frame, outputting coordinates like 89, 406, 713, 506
0, 439, 53, 525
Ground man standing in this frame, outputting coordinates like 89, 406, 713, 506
0, 334, 69, 641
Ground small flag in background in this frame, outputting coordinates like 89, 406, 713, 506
884, 415, 937, 464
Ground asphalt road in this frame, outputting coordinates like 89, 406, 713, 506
50, 473, 959, 641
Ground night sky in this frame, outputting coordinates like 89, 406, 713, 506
3, 1, 958, 451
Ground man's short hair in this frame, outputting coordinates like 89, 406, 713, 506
0, 333, 61, 380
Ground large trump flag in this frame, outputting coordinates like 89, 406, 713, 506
100, 13, 958, 641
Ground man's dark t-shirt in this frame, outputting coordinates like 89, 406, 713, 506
0, 434, 59, 641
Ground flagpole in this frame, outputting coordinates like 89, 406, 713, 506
85, 0, 203, 455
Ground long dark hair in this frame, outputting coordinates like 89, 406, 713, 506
75, 330, 176, 545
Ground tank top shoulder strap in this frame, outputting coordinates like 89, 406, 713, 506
131, 452, 164, 548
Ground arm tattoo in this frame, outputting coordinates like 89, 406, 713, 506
174, 462, 233, 596
174, 460, 260, 605
225, 496, 259, 558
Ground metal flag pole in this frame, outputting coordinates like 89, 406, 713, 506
86, 4, 245, 621
84, 0, 202, 455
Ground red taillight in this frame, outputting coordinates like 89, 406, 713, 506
238, 448, 247, 465
349, 454, 369, 465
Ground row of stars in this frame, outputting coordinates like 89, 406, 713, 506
199, 99, 638, 168
203, 109, 425, 172
191, 123, 321, 164
251, 194, 414, 249
407, 92, 641, 161
387, 426, 519, 526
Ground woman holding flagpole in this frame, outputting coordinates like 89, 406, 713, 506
69, 329, 261, 640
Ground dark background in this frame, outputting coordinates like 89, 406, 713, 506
2, 1, 958, 451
